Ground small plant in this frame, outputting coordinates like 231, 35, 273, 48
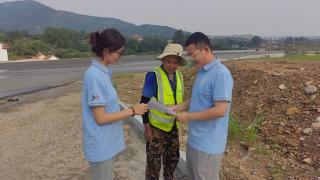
267, 162, 285, 178
255, 143, 267, 155
245, 115, 263, 144
228, 114, 244, 140
270, 143, 282, 152
228, 114, 264, 145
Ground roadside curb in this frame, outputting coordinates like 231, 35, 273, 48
119, 101, 189, 177
0, 82, 75, 99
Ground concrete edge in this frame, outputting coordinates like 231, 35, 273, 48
231, 52, 285, 60
0, 82, 76, 99
118, 101, 188, 177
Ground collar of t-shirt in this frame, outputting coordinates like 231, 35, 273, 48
92, 59, 112, 77
202, 59, 220, 72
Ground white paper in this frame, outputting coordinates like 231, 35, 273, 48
148, 101, 176, 115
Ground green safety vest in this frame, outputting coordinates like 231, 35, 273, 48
148, 67, 184, 132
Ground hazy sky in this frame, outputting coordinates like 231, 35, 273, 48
1, 0, 320, 36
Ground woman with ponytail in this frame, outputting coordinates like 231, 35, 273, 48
81, 28, 148, 180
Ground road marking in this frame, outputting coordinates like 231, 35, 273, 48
0, 69, 9, 79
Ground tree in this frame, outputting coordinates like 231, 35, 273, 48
11, 38, 50, 56
250, 36, 264, 48
3, 30, 31, 43
41, 28, 82, 49
172, 30, 186, 45
126, 38, 140, 54
0, 32, 4, 42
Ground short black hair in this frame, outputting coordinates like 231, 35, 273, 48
89, 28, 126, 57
185, 32, 212, 50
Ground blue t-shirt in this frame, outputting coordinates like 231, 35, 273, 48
188, 59, 234, 154
81, 59, 125, 162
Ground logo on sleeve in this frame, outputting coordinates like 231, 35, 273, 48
91, 95, 100, 101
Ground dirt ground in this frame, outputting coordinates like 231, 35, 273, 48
0, 82, 158, 180
0, 81, 189, 180
1, 59, 319, 179
113, 59, 320, 179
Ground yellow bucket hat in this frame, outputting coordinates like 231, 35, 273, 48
156, 43, 188, 66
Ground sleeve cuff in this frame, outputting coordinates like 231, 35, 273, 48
213, 97, 232, 103
89, 103, 107, 107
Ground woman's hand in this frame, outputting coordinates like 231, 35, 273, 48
132, 103, 148, 115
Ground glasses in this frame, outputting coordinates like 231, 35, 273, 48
104, 48, 125, 57
114, 50, 125, 56
187, 49, 201, 58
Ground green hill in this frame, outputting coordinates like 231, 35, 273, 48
0, 0, 180, 38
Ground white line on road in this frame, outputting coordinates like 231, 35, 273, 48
0, 69, 9, 79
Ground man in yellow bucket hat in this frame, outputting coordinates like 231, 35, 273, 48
140, 43, 187, 180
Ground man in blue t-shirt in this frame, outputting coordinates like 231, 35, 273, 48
173, 32, 234, 180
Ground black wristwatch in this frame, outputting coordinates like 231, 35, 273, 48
129, 107, 136, 116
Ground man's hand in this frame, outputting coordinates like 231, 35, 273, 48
144, 123, 153, 142
168, 105, 179, 113
168, 104, 185, 113
168, 99, 190, 113
176, 112, 191, 123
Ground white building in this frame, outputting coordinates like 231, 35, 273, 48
0, 43, 9, 61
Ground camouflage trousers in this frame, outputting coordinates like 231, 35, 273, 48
145, 125, 180, 180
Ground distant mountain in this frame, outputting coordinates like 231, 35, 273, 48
0, 0, 181, 38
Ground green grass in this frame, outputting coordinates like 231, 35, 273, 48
267, 162, 285, 179
228, 115, 244, 139
246, 115, 263, 143
229, 114, 264, 145
270, 143, 282, 152
263, 54, 320, 61
255, 143, 267, 155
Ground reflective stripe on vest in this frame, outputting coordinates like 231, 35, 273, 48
148, 67, 184, 132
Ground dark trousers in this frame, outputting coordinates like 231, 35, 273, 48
145, 125, 180, 180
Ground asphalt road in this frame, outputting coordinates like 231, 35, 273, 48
0, 51, 282, 98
